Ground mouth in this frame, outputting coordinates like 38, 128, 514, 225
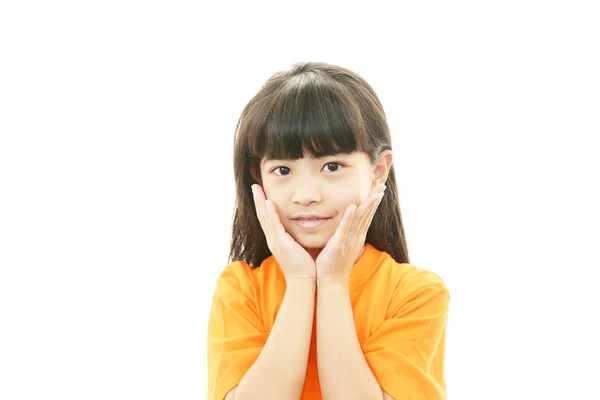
293, 217, 331, 230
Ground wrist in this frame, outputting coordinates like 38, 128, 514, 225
285, 275, 317, 289
316, 275, 348, 289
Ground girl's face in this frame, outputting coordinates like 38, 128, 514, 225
257, 151, 390, 254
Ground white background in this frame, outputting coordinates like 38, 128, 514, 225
1, 1, 599, 399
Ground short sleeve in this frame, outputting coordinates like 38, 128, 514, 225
207, 263, 269, 400
362, 282, 450, 400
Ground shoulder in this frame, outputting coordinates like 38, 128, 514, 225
375, 250, 447, 291
213, 256, 282, 301
376, 253, 450, 316
212, 260, 256, 302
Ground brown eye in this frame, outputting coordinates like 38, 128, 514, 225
273, 166, 291, 176
323, 162, 342, 173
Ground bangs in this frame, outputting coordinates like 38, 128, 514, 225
248, 76, 368, 161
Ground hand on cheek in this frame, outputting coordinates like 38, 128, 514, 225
251, 184, 317, 281
315, 184, 386, 285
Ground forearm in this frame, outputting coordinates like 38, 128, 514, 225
236, 278, 315, 400
316, 280, 382, 400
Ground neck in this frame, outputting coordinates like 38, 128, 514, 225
307, 243, 367, 263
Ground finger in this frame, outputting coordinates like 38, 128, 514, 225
266, 199, 303, 250
355, 183, 384, 218
363, 186, 386, 228
345, 193, 374, 241
332, 203, 356, 248
363, 185, 385, 219
264, 201, 287, 254
267, 200, 295, 241
341, 200, 369, 246
358, 191, 384, 236
265, 199, 285, 236
252, 184, 271, 233
251, 184, 264, 221
353, 191, 384, 240
355, 191, 381, 220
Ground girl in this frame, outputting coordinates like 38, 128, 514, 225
207, 62, 449, 400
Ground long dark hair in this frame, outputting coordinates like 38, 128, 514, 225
229, 61, 410, 267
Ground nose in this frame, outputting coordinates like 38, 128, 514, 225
291, 177, 322, 205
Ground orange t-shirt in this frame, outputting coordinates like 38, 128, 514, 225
207, 243, 450, 399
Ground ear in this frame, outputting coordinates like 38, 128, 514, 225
372, 150, 393, 186
249, 162, 262, 185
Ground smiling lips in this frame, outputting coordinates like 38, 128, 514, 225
293, 217, 331, 230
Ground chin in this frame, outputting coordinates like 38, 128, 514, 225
291, 232, 330, 250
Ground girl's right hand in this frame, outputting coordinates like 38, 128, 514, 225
251, 184, 316, 282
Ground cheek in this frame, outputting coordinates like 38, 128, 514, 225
263, 189, 287, 215
333, 187, 364, 213
268, 196, 285, 213
262, 182, 278, 202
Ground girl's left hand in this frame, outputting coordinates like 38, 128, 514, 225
315, 184, 386, 285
